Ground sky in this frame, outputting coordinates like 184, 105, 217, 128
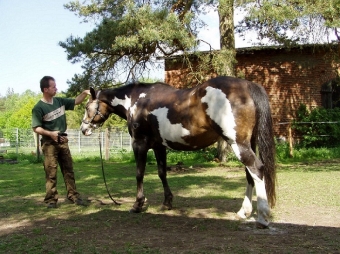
0, 1, 249, 95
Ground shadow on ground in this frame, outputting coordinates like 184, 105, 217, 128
0, 206, 339, 254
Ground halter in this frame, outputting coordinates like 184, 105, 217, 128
82, 91, 106, 128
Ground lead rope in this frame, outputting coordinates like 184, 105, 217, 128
98, 131, 121, 205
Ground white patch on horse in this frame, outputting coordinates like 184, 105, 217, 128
237, 183, 253, 219
111, 95, 131, 111
130, 93, 147, 117
150, 107, 190, 147
246, 167, 270, 226
201, 87, 241, 159
130, 104, 137, 117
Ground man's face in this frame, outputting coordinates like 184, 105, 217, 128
45, 80, 57, 96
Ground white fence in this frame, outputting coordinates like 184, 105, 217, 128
0, 128, 132, 157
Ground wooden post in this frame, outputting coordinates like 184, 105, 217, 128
78, 130, 81, 153
288, 125, 294, 158
120, 132, 123, 149
105, 128, 109, 160
15, 128, 19, 155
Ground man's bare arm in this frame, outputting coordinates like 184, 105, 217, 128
75, 90, 91, 105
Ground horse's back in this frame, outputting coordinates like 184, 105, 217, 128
198, 76, 256, 97
193, 76, 261, 146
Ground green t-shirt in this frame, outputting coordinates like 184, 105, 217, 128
32, 97, 75, 138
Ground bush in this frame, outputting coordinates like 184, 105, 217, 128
293, 104, 340, 148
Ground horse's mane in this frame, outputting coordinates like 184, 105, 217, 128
120, 81, 174, 92
128, 81, 172, 88
100, 81, 175, 97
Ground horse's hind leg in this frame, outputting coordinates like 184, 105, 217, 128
231, 142, 271, 228
153, 146, 173, 210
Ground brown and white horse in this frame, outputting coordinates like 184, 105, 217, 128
80, 76, 276, 228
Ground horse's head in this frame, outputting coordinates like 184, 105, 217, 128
80, 87, 109, 136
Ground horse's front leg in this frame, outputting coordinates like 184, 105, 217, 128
153, 146, 173, 210
130, 139, 148, 213
237, 169, 254, 219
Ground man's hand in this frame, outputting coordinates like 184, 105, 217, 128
58, 132, 68, 143
58, 136, 68, 144
75, 90, 91, 105
33, 127, 68, 143
50, 131, 59, 142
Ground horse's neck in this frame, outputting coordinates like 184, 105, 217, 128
102, 87, 136, 120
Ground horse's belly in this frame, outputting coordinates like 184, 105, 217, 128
149, 107, 220, 150
160, 129, 219, 151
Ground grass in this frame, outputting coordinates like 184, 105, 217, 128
275, 142, 340, 163
0, 148, 340, 253
4, 142, 340, 166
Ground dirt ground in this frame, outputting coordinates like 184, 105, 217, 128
1, 202, 339, 253
1, 164, 339, 254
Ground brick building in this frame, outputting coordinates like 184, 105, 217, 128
164, 44, 340, 138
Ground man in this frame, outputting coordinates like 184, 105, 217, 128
32, 76, 90, 208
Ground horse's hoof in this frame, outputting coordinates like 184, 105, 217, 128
236, 211, 247, 219
256, 221, 269, 229
161, 204, 172, 210
129, 207, 142, 213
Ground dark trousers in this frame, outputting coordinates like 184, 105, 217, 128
41, 140, 79, 203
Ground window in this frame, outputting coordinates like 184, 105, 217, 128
320, 79, 340, 109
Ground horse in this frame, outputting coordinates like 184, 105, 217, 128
80, 76, 276, 228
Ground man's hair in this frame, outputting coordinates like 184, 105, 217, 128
40, 76, 55, 92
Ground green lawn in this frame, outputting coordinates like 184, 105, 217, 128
0, 155, 339, 253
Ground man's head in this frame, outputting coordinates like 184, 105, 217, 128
40, 76, 57, 96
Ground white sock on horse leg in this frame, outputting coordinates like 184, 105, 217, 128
246, 167, 270, 227
237, 183, 253, 218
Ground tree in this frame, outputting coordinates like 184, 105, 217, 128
0, 90, 41, 131
213, 0, 236, 162
236, 0, 340, 46
60, 0, 206, 93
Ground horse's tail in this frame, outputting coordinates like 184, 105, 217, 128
249, 82, 276, 208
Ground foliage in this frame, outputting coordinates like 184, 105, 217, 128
292, 104, 340, 148
0, 85, 129, 131
0, 90, 41, 130
61, 0, 260, 94
236, 0, 340, 46
60, 0, 208, 93
291, 146, 340, 161
275, 141, 340, 163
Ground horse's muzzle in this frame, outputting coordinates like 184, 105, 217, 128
84, 128, 93, 136
80, 122, 93, 136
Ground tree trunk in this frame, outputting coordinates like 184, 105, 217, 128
217, 137, 233, 162
216, 0, 236, 162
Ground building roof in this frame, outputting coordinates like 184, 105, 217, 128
160, 43, 337, 60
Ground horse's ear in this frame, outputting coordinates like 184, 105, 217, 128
90, 87, 96, 100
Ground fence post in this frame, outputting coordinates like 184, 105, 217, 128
105, 128, 109, 160
120, 132, 123, 149
78, 130, 81, 153
15, 128, 19, 155
101, 131, 104, 153
288, 125, 294, 158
